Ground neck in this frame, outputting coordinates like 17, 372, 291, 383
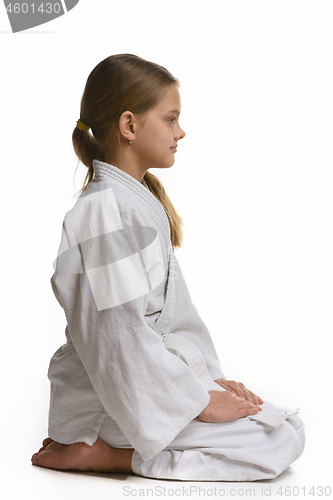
104, 151, 147, 183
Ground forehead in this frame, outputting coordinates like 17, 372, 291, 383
155, 84, 181, 113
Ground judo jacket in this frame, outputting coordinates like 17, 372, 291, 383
48, 160, 225, 462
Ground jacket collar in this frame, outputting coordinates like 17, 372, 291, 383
92, 160, 171, 245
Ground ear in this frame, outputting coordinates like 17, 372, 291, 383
118, 111, 137, 142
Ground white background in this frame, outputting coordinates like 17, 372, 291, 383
1, 1, 332, 499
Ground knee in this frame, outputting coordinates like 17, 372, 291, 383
289, 414, 305, 458
283, 414, 305, 462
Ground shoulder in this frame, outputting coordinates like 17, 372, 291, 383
62, 182, 124, 246
61, 179, 161, 249
64, 179, 145, 235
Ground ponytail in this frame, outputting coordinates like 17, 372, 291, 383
143, 171, 183, 250
72, 126, 97, 194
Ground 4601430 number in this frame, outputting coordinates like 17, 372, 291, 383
277, 486, 331, 496
6, 3, 61, 14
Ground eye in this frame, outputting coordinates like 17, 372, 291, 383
169, 116, 176, 124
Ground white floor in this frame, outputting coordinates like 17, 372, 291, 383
3, 399, 332, 500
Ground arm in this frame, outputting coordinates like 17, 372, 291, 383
167, 257, 263, 409
51, 191, 210, 462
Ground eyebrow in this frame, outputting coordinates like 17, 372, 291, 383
166, 109, 181, 115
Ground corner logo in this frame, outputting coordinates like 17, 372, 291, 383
3, 0, 80, 33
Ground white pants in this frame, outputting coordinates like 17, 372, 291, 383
98, 401, 305, 481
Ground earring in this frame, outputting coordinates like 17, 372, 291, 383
129, 138, 134, 144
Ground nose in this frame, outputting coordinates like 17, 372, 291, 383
176, 124, 186, 140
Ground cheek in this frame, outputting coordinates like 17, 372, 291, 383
156, 128, 173, 149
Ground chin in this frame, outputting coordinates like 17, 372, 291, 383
169, 157, 176, 167
151, 156, 176, 170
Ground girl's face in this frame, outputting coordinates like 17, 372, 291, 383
134, 84, 186, 171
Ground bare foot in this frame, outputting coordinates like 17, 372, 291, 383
31, 437, 133, 473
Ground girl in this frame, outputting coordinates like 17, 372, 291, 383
31, 54, 304, 481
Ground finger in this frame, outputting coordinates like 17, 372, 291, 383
237, 398, 262, 410
249, 391, 263, 405
224, 381, 243, 397
239, 406, 262, 418
232, 385, 250, 401
241, 388, 257, 405
216, 381, 238, 395
230, 382, 252, 402
238, 385, 262, 406
225, 387, 238, 396
247, 390, 263, 405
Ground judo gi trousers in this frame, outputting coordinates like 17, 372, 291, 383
98, 401, 305, 481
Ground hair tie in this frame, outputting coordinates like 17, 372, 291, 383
76, 119, 90, 132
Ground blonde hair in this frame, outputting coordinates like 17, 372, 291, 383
72, 54, 183, 249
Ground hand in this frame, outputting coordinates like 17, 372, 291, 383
214, 379, 263, 406
198, 390, 262, 423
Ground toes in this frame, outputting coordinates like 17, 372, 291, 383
32, 449, 52, 469
43, 437, 54, 447
31, 438, 55, 464
38, 445, 47, 453
31, 443, 70, 470
31, 440, 96, 471
31, 451, 47, 467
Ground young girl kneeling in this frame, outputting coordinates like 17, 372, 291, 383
31, 54, 304, 481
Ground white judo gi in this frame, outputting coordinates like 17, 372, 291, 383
48, 160, 305, 481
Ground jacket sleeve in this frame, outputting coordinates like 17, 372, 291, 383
50, 189, 210, 462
